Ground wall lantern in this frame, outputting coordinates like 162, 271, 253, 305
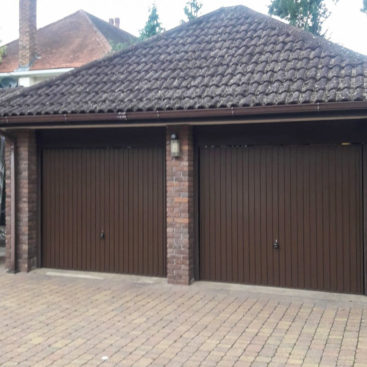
170, 134, 180, 158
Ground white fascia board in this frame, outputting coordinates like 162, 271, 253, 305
0, 68, 74, 78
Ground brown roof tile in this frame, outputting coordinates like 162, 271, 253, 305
1, 5, 367, 117
0, 10, 136, 72
0, 87, 24, 106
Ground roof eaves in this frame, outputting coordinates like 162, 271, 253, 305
1, 101, 367, 127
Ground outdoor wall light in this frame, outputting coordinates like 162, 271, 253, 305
170, 134, 180, 158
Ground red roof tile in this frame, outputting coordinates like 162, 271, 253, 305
0, 10, 136, 72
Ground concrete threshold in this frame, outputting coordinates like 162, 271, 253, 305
36, 268, 165, 285
30, 268, 367, 305
45, 271, 104, 280
193, 280, 367, 305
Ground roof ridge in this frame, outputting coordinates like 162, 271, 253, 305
94, 5, 367, 65
32, 10, 87, 36
83, 11, 137, 41
2, 5, 366, 113
0, 9, 137, 48
0, 10, 94, 48
1, 8, 230, 101
79, 10, 112, 53
236, 5, 367, 61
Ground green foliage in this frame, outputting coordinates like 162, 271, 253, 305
268, 0, 330, 36
0, 44, 6, 63
362, 0, 367, 13
184, 0, 202, 22
109, 39, 138, 53
140, 4, 164, 40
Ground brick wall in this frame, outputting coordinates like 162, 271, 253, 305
19, 0, 37, 69
166, 126, 195, 285
5, 131, 38, 272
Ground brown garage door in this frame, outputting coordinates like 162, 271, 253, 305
42, 146, 165, 276
199, 144, 364, 293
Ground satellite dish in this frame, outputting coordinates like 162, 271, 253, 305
0, 77, 18, 89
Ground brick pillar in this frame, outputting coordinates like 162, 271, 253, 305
5, 131, 38, 272
166, 126, 195, 285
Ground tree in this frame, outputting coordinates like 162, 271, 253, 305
184, 0, 202, 22
140, 4, 164, 40
268, 0, 330, 36
109, 39, 137, 53
362, 0, 367, 13
0, 43, 5, 63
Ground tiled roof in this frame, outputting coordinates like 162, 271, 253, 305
1, 5, 367, 117
0, 10, 136, 73
0, 87, 23, 106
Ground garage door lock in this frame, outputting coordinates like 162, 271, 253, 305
100, 231, 105, 240
273, 239, 280, 249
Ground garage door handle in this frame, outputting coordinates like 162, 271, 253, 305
273, 239, 279, 249
100, 231, 105, 240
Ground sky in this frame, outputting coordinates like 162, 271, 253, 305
0, 0, 366, 55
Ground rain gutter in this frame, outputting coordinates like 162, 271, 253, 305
0, 101, 367, 128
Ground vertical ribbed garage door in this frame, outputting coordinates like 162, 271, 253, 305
42, 146, 165, 276
199, 144, 364, 293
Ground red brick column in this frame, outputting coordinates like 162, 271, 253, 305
166, 126, 195, 285
5, 131, 38, 272
19, 0, 37, 68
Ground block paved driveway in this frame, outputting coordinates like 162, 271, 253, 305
1, 268, 367, 367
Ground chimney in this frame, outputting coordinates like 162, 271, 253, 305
19, 0, 37, 69
109, 18, 114, 25
114, 17, 120, 28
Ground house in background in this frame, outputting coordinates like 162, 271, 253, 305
0, 0, 136, 88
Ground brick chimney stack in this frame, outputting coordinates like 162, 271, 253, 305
19, 0, 37, 69
108, 17, 120, 28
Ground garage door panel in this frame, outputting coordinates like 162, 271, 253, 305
199, 144, 363, 293
42, 146, 166, 276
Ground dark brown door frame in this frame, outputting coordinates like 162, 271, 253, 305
194, 126, 367, 294
193, 133, 200, 280
38, 128, 166, 276
362, 144, 367, 295
37, 144, 42, 268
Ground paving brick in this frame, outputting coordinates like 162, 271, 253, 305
0, 269, 367, 366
